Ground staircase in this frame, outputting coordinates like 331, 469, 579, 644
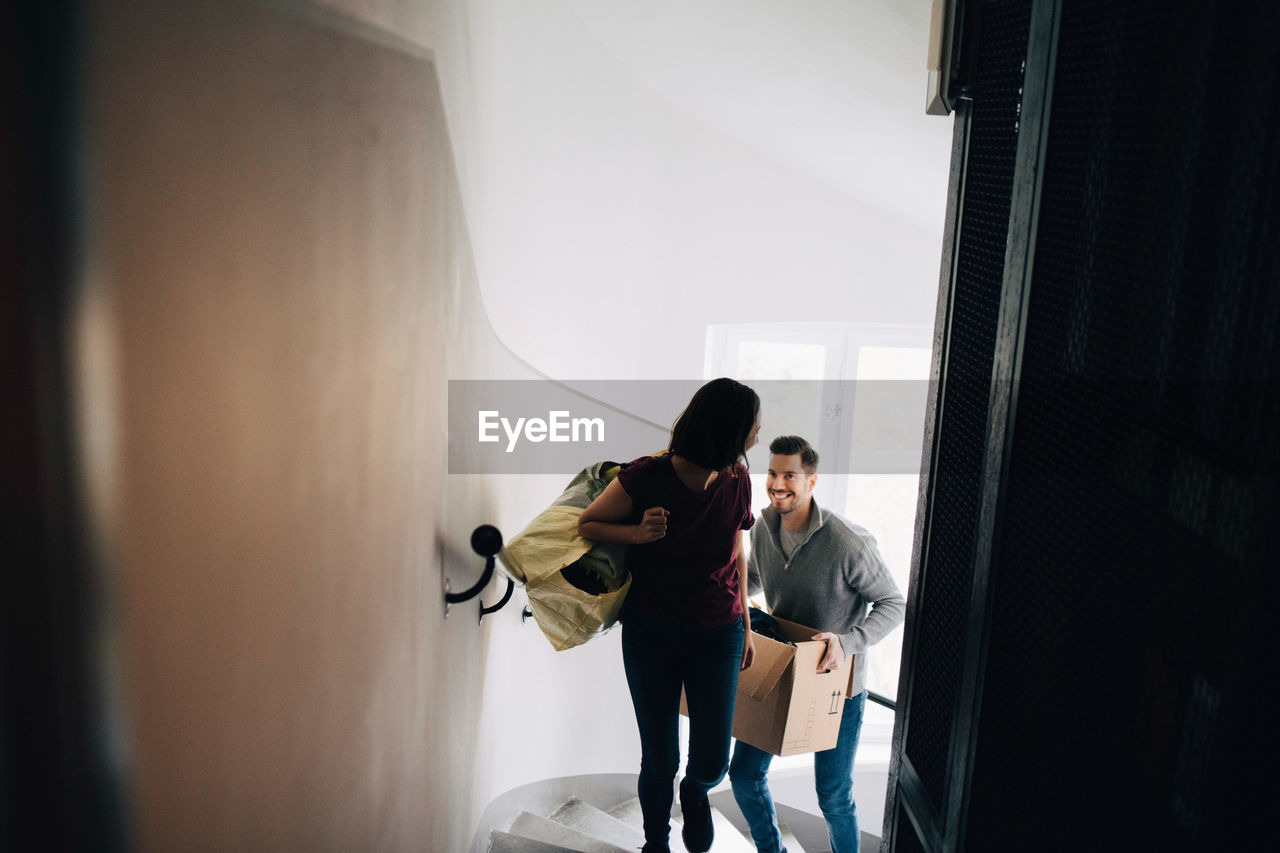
487, 792, 802, 852
473, 772, 881, 853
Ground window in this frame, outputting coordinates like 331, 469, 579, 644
706, 322, 931, 755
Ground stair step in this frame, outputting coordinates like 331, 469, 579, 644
488, 829, 573, 853
672, 801, 754, 853
604, 797, 643, 831
599, 799, 747, 845
548, 797, 646, 850
703, 806, 755, 853
604, 797, 687, 852
507, 812, 633, 853
778, 824, 806, 853
602, 797, 753, 852
690, 797, 807, 853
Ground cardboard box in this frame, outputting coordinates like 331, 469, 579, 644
682, 616, 856, 756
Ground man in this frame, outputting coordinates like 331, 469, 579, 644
729, 435, 906, 853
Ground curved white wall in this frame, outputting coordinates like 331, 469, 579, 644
447, 0, 952, 380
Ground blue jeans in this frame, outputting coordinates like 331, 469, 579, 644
621, 611, 745, 848
729, 690, 867, 853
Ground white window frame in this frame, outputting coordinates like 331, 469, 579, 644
705, 321, 931, 765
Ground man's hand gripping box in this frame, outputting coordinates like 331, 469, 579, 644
681, 615, 856, 756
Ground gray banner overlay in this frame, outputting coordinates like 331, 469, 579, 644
448, 380, 929, 475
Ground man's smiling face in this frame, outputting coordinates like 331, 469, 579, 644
766, 452, 817, 515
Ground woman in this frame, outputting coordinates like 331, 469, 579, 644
578, 377, 761, 853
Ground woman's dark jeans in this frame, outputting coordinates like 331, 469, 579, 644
621, 611, 745, 848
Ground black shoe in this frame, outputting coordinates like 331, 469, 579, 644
640, 844, 670, 853
678, 783, 714, 853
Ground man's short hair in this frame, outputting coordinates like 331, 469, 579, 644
768, 435, 819, 475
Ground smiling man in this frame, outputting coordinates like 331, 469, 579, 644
729, 435, 905, 853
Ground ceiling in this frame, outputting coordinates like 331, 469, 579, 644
451, 0, 954, 379
561, 0, 946, 232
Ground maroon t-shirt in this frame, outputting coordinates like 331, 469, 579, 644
616, 454, 755, 625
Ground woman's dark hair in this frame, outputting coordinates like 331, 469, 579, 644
668, 378, 760, 471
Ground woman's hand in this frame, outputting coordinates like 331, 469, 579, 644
579, 479, 643, 545
633, 506, 669, 543
740, 632, 755, 671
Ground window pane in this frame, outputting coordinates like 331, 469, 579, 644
735, 341, 827, 380
855, 345, 932, 380
713, 330, 929, 731
845, 344, 928, 699
844, 474, 917, 700
735, 341, 829, 501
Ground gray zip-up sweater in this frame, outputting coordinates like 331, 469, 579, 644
747, 499, 906, 695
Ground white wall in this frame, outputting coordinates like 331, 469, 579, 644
80, 0, 630, 848
452, 0, 952, 380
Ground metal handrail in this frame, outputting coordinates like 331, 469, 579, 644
867, 690, 897, 711
479, 577, 515, 621
444, 525, 513, 622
